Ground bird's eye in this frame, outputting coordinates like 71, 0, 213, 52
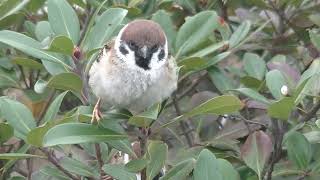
128, 41, 137, 50
158, 49, 165, 61
119, 44, 128, 55
151, 45, 159, 53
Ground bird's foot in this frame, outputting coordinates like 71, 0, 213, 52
91, 98, 102, 124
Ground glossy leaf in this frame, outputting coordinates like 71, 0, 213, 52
266, 70, 287, 99
241, 131, 272, 180
0, 30, 71, 69
267, 97, 294, 120
0, 123, 13, 143
193, 149, 221, 180
189, 41, 229, 58
186, 95, 243, 117
47, 36, 74, 55
160, 158, 195, 180
243, 52, 266, 80
0, 97, 36, 140
175, 11, 220, 58
43, 123, 126, 146
128, 103, 161, 127
12, 57, 44, 70
47, 0, 80, 44
83, 8, 128, 51
103, 164, 137, 180
232, 88, 270, 105
42, 91, 68, 124
36, 73, 82, 93
229, 20, 251, 48
146, 141, 168, 180
284, 131, 312, 169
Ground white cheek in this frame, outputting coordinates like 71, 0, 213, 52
149, 49, 166, 70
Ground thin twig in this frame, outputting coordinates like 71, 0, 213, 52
172, 93, 194, 147
95, 143, 105, 179
18, 65, 29, 88
41, 149, 79, 180
300, 101, 320, 122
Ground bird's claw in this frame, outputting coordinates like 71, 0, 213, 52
91, 98, 102, 124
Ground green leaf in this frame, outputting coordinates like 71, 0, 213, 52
47, 36, 74, 55
241, 131, 272, 180
125, 158, 148, 173
309, 30, 320, 50
35, 21, 53, 41
240, 76, 263, 90
0, 69, 20, 88
47, 0, 80, 44
12, 57, 44, 70
108, 140, 138, 159
217, 159, 240, 180
186, 95, 243, 117
266, 70, 287, 99
0, 30, 71, 69
188, 41, 229, 58
284, 131, 312, 170
43, 123, 126, 146
0, 97, 36, 140
243, 52, 266, 80
152, 10, 176, 53
36, 73, 82, 93
231, 88, 270, 105
160, 158, 195, 180
0, 153, 46, 160
175, 11, 220, 58
267, 97, 294, 120
60, 157, 96, 177
32, 166, 69, 180
103, 164, 137, 180
0, 123, 13, 143
42, 91, 68, 124
0, 0, 29, 21
27, 115, 75, 147
83, 8, 128, 51
229, 21, 251, 48
208, 67, 234, 93
309, 14, 320, 27
178, 57, 207, 74
128, 103, 161, 127
146, 140, 168, 180
194, 149, 222, 180
0, 144, 30, 173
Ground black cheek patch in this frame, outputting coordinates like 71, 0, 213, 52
119, 44, 128, 55
158, 49, 165, 61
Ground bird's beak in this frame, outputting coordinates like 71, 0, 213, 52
140, 46, 147, 59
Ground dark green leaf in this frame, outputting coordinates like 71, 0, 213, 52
217, 159, 240, 180
36, 73, 82, 93
125, 158, 148, 173
42, 91, 68, 123
231, 88, 270, 105
208, 67, 234, 93
229, 21, 251, 48
12, 57, 44, 70
186, 95, 243, 117
0, 123, 13, 143
160, 158, 195, 180
266, 70, 288, 99
284, 131, 312, 170
128, 103, 161, 127
310, 30, 320, 50
47, 36, 74, 55
108, 140, 137, 159
267, 97, 294, 120
0, 0, 28, 20
60, 156, 96, 177
43, 123, 126, 146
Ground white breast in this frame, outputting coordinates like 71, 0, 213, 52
88, 50, 177, 112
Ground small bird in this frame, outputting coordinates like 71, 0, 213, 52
89, 20, 178, 123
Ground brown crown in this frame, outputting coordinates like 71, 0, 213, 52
120, 20, 166, 48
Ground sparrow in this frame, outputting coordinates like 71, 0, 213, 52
89, 20, 178, 123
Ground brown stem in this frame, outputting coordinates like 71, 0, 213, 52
95, 143, 105, 179
41, 149, 79, 180
300, 101, 320, 122
18, 65, 29, 88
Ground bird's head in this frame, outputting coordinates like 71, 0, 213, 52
114, 20, 168, 71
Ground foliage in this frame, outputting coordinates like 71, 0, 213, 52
1, 0, 320, 180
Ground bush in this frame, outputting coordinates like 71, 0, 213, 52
1, 0, 320, 180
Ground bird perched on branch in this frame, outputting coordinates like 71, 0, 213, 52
89, 20, 178, 123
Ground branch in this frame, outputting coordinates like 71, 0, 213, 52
300, 101, 320, 122
95, 143, 105, 179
